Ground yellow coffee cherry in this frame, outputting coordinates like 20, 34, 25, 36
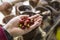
27, 24, 30, 28
19, 24, 22, 27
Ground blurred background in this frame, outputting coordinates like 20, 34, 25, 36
0, 0, 60, 40
0, 0, 15, 25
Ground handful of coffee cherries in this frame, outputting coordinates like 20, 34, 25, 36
18, 17, 34, 29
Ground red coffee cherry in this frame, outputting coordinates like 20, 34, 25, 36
27, 18, 31, 21
21, 26, 26, 29
21, 17, 28, 21
19, 20, 24, 23
25, 20, 30, 23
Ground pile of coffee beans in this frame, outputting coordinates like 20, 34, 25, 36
18, 17, 34, 29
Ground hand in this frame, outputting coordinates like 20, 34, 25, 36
3, 14, 42, 37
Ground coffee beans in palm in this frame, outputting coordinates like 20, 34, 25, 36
18, 17, 34, 29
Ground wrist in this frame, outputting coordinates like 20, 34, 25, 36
3, 25, 13, 37
4, 29, 13, 40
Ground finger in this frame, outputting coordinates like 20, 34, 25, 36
34, 16, 42, 22
36, 18, 42, 25
28, 19, 41, 31
27, 22, 39, 33
29, 14, 40, 19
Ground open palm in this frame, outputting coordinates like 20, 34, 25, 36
3, 14, 42, 37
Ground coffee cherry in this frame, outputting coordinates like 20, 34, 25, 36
21, 17, 28, 21
19, 24, 22, 27
30, 19, 34, 25
24, 19, 30, 26
21, 26, 26, 29
19, 20, 24, 23
24, 17, 28, 19
27, 18, 31, 21
26, 20, 30, 23
26, 24, 30, 28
